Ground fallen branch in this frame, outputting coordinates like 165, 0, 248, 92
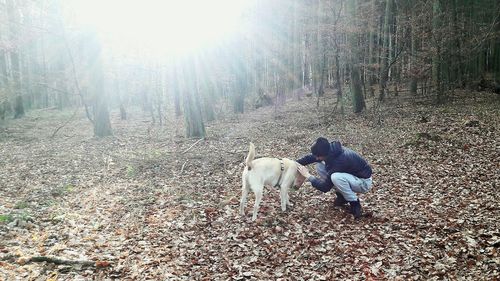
0, 254, 16, 262
0, 254, 112, 270
28, 256, 96, 267
180, 160, 188, 174
50, 107, 79, 138
182, 138, 204, 154
222, 149, 247, 155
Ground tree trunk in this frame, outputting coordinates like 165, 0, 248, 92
6, 0, 24, 119
203, 83, 216, 122
378, 0, 393, 102
367, 0, 377, 87
86, 31, 112, 137
433, 0, 444, 104
347, 0, 365, 113
0, 50, 9, 120
451, 0, 464, 87
233, 57, 246, 114
152, 65, 163, 126
39, 32, 49, 108
171, 62, 182, 117
114, 75, 127, 120
495, 38, 500, 85
409, 23, 418, 95
182, 58, 205, 138
292, 0, 300, 90
334, 37, 344, 114
314, 0, 323, 99
93, 94, 112, 137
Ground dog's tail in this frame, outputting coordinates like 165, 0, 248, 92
245, 142, 255, 170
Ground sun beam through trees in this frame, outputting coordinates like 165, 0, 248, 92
0, 1, 499, 279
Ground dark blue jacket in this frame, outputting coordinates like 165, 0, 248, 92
297, 141, 372, 192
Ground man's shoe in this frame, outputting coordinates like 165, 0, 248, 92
333, 192, 348, 207
349, 199, 362, 219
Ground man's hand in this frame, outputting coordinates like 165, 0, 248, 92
297, 164, 312, 179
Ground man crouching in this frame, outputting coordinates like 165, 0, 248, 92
296, 137, 373, 219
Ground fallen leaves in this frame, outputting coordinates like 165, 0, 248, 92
95, 260, 112, 268
0, 92, 499, 279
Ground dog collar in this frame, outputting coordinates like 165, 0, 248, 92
274, 159, 285, 188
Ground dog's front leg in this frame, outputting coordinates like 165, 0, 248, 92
279, 186, 287, 212
286, 190, 293, 208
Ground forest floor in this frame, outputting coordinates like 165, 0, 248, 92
0, 90, 499, 280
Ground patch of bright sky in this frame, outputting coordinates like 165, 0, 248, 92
64, 0, 252, 57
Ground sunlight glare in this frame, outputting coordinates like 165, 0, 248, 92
65, 0, 250, 56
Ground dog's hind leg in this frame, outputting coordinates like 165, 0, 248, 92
280, 178, 294, 211
240, 171, 249, 216
252, 188, 263, 221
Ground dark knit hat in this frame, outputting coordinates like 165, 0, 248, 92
311, 137, 330, 157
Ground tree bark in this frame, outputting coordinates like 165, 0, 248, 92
0, 50, 9, 120
378, 0, 393, 102
347, 0, 365, 113
409, 22, 418, 95
182, 58, 206, 138
233, 56, 246, 114
87, 31, 112, 137
6, 0, 24, 119
433, 0, 444, 104
171, 61, 182, 117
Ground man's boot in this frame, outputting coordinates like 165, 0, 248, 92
333, 192, 348, 207
349, 199, 362, 219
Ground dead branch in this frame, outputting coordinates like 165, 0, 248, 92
180, 160, 188, 174
182, 138, 204, 154
59, 20, 94, 125
221, 149, 247, 156
28, 256, 96, 267
50, 107, 79, 138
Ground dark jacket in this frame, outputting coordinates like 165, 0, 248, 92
297, 141, 372, 192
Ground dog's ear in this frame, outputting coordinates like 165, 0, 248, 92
294, 173, 306, 188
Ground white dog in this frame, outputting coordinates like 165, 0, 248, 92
240, 143, 305, 221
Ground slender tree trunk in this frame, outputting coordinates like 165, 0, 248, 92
347, 0, 365, 113
302, 39, 307, 89
378, 0, 393, 102
433, 0, 444, 104
39, 29, 49, 108
114, 73, 127, 120
202, 82, 215, 122
233, 56, 246, 114
86, 31, 112, 137
10, 50, 24, 118
119, 100, 127, 120
409, 23, 418, 95
334, 40, 344, 114
0, 50, 9, 120
451, 0, 464, 87
55, 58, 68, 110
368, 0, 377, 87
314, 0, 323, 99
6, 0, 24, 119
292, 0, 300, 90
172, 62, 182, 117
495, 37, 500, 85
181, 57, 205, 138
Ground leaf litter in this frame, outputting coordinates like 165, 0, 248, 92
0, 91, 499, 280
